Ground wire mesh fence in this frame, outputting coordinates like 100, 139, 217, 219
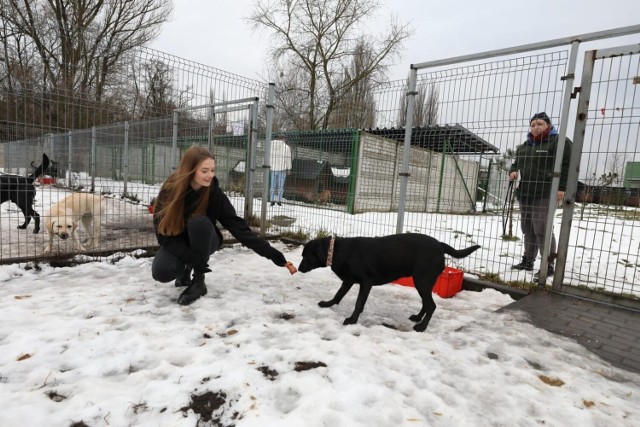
1, 30, 639, 305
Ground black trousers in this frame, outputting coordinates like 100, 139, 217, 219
152, 215, 219, 283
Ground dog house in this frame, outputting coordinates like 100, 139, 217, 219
283, 159, 350, 204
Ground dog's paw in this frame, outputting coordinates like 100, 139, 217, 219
318, 300, 334, 308
409, 314, 422, 322
17, 224, 27, 229
413, 323, 428, 332
343, 317, 358, 325
32, 228, 40, 234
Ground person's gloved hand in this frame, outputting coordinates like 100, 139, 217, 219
265, 246, 287, 267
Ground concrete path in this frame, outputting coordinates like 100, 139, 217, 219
500, 290, 640, 374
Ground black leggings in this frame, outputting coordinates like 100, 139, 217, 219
151, 215, 219, 283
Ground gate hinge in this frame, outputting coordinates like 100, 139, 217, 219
570, 86, 581, 99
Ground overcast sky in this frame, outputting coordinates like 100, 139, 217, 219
150, 0, 640, 82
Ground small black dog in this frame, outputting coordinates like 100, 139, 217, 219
298, 233, 480, 332
0, 153, 50, 233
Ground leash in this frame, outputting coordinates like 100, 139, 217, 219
502, 180, 514, 236
326, 236, 335, 267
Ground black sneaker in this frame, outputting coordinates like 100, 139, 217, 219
534, 265, 554, 280
512, 256, 534, 271
270, 201, 275, 207
277, 202, 282, 206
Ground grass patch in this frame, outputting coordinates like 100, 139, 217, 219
245, 213, 261, 228
476, 272, 536, 291
501, 234, 520, 241
280, 228, 311, 241
599, 207, 640, 221
314, 228, 332, 239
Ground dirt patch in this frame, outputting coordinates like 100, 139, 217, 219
257, 366, 279, 381
294, 361, 327, 372
180, 390, 239, 426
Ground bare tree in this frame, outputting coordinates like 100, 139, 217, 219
598, 153, 627, 207
131, 59, 192, 119
329, 40, 376, 128
0, 0, 172, 131
248, 0, 412, 130
397, 80, 439, 127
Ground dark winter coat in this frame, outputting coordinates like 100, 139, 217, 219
510, 128, 572, 201
153, 177, 286, 269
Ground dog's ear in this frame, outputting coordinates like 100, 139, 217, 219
72, 221, 79, 232
45, 218, 54, 233
310, 238, 331, 265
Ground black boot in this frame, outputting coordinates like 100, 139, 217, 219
175, 264, 192, 287
512, 256, 534, 271
534, 264, 554, 280
177, 271, 207, 305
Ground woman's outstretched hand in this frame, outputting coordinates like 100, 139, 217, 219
285, 261, 297, 275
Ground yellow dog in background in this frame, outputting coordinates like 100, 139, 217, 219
43, 193, 103, 254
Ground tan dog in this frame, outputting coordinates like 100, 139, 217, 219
317, 189, 332, 205
43, 193, 103, 254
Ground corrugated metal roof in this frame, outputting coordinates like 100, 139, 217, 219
364, 125, 499, 154
280, 125, 499, 155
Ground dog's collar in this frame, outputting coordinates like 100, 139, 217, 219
326, 236, 335, 267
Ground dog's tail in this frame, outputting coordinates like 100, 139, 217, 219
440, 242, 480, 258
28, 153, 51, 180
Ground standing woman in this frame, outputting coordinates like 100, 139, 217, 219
509, 112, 572, 279
152, 146, 289, 305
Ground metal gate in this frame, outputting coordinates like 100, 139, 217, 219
555, 44, 640, 303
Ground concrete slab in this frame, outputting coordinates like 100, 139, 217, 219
500, 291, 640, 374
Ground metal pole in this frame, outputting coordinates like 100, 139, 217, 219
208, 107, 214, 152
396, 68, 418, 233
261, 83, 275, 237
171, 111, 179, 170
67, 132, 73, 187
483, 160, 493, 213
245, 101, 259, 219
436, 143, 447, 213
123, 121, 129, 195
538, 40, 580, 289
90, 127, 96, 193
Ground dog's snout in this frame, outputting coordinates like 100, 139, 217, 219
298, 260, 310, 273
59, 233, 68, 239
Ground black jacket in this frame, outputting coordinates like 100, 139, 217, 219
153, 177, 286, 268
510, 131, 572, 200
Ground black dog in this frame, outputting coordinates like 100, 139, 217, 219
297, 234, 480, 332
0, 153, 50, 233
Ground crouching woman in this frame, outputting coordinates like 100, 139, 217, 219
152, 146, 288, 305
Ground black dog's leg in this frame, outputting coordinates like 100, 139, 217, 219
410, 271, 440, 332
343, 284, 372, 325
16, 203, 31, 229
16, 202, 39, 233
31, 210, 40, 233
318, 281, 354, 308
